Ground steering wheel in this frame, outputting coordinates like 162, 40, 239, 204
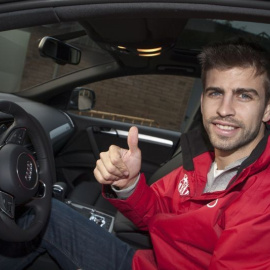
0, 100, 54, 242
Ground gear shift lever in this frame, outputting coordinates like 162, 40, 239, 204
52, 182, 67, 201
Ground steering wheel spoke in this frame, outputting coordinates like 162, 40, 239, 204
0, 120, 27, 147
0, 190, 15, 219
5, 127, 27, 146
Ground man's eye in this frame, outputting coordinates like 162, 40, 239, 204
239, 93, 252, 100
208, 91, 222, 97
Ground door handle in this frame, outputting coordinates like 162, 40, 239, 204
100, 128, 173, 147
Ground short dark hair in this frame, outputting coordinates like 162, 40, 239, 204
198, 37, 270, 102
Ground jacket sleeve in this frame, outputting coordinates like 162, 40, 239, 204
104, 169, 181, 230
209, 207, 270, 269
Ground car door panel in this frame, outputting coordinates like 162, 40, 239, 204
55, 113, 181, 190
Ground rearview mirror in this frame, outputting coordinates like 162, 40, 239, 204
38, 36, 81, 65
68, 87, 96, 111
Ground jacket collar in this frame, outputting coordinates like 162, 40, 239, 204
180, 126, 212, 171
181, 124, 270, 173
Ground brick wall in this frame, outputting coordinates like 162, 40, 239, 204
87, 74, 194, 131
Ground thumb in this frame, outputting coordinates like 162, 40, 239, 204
127, 126, 139, 153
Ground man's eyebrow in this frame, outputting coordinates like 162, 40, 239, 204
233, 88, 259, 96
204, 87, 224, 93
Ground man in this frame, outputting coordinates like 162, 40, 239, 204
94, 37, 270, 269
2, 37, 270, 270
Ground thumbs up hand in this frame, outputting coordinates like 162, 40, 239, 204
94, 126, 141, 189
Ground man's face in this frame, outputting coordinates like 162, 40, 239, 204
201, 67, 270, 156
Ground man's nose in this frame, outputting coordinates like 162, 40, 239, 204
216, 96, 235, 117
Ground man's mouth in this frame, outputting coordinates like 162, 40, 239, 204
215, 124, 236, 130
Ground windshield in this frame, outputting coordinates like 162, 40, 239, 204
176, 19, 270, 51
0, 19, 270, 93
0, 22, 113, 93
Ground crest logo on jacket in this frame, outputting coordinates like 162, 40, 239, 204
178, 174, 190, 196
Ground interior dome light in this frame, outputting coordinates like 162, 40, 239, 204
138, 52, 161, 57
137, 47, 162, 53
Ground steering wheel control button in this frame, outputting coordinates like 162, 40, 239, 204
0, 191, 14, 218
7, 128, 26, 145
17, 153, 38, 189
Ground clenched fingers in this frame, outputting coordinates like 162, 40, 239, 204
94, 145, 129, 184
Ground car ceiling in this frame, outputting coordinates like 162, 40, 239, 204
80, 17, 191, 69
2, 0, 270, 33
81, 18, 186, 49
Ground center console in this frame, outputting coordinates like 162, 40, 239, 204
52, 182, 115, 233
65, 200, 115, 232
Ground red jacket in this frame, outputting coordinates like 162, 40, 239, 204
106, 128, 270, 269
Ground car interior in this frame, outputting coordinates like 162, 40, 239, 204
0, 0, 270, 269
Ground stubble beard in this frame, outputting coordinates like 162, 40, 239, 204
204, 117, 262, 152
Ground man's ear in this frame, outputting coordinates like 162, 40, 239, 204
262, 102, 270, 122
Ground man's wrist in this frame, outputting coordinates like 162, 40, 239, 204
111, 174, 140, 199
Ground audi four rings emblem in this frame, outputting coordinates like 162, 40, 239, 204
25, 160, 33, 181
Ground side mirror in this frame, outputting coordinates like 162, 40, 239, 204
68, 87, 96, 111
38, 36, 81, 65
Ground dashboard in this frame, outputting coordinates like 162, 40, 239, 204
0, 93, 74, 154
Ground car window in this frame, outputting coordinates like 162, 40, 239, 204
0, 22, 113, 93
76, 75, 200, 132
